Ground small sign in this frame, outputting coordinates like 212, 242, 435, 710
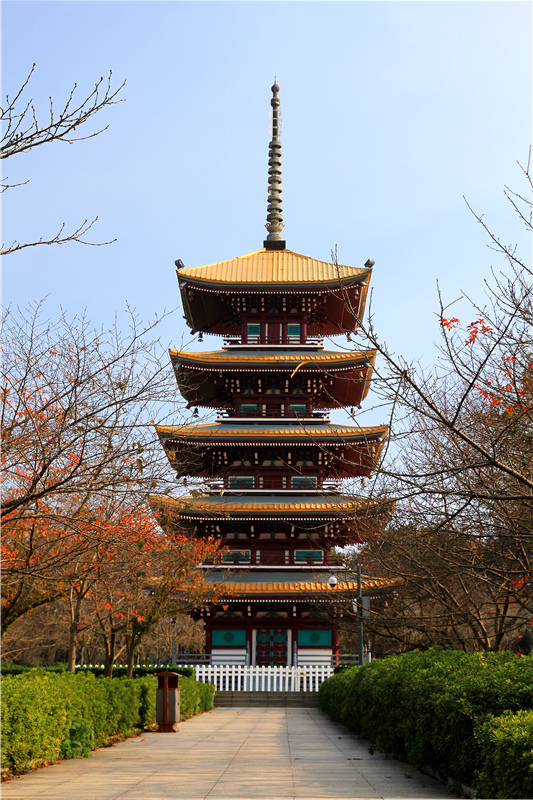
352, 597, 370, 617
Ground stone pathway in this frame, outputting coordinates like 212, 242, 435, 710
2, 707, 453, 799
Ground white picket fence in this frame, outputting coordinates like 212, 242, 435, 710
190, 663, 333, 692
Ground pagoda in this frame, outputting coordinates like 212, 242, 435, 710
152, 85, 389, 667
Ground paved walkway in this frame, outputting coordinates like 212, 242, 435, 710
2, 708, 453, 799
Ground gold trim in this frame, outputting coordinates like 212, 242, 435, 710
150, 494, 385, 514
156, 423, 388, 440
215, 579, 397, 594
170, 349, 376, 367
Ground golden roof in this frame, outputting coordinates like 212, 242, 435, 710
156, 423, 387, 442
151, 494, 379, 515
170, 349, 376, 368
177, 248, 370, 288
216, 579, 397, 595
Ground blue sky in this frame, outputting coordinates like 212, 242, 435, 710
2, 1, 532, 424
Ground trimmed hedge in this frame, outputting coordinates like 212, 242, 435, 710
1, 662, 69, 675
1, 663, 195, 679
75, 665, 196, 679
319, 648, 533, 796
475, 710, 533, 799
1, 671, 214, 775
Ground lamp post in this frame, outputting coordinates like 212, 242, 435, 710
328, 575, 339, 666
357, 564, 364, 666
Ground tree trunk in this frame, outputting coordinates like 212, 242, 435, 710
67, 588, 86, 672
125, 631, 144, 678
103, 632, 116, 678
67, 622, 77, 672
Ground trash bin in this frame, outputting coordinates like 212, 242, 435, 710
156, 671, 180, 732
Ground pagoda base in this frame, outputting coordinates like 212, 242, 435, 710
205, 619, 339, 668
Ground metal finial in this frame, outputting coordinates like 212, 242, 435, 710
264, 83, 285, 248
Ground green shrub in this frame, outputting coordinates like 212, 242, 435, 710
1, 662, 68, 676
59, 720, 94, 759
1, 671, 213, 775
319, 648, 533, 791
0, 663, 195, 678
474, 710, 533, 799
75, 665, 196, 679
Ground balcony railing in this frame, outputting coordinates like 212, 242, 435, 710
218, 409, 329, 420
223, 337, 324, 347
207, 478, 342, 493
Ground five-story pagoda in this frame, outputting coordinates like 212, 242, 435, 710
152, 85, 388, 667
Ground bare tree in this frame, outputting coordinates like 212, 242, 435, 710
335, 152, 532, 651
1, 301, 187, 631
1, 65, 124, 255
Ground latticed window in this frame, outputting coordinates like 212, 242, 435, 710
247, 323, 261, 337
240, 403, 257, 416
297, 449, 312, 465
263, 521, 279, 538
234, 449, 247, 464
299, 520, 319, 533
264, 449, 279, 464
287, 323, 301, 337
227, 520, 247, 539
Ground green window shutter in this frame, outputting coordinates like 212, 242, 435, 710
287, 324, 301, 336
289, 404, 307, 417
222, 549, 251, 563
292, 476, 317, 489
240, 404, 257, 416
297, 629, 332, 646
294, 549, 323, 562
212, 629, 247, 646
247, 324, 261, 336
229, 476, 254, 488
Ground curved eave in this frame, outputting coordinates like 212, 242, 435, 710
156, 422, 388, 444
169, 348, 376, 371
177, 249, 372, 336
149, 493, 392, 520
215, 581, 372, 595
157, 423, 387, 478
170, 349, 376, 409
201, 576, 399, 599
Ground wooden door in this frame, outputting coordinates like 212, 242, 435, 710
260, 548, 287, 565
266, 323, 281, 344
256, 628, 287, 666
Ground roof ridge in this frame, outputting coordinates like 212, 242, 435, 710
170, 348, 376, 361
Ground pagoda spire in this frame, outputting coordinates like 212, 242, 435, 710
264, 83, 286, 250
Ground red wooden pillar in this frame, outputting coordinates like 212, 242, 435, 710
205, 622, 212, 657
